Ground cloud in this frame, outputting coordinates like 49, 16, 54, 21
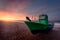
0, 0, 30, 12
0, 0, 60, 21
0, 0, 32, 20
47, 8, 60, 13
0, 10, 28, 20
26, 6, 48, 16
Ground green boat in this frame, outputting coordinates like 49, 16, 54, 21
25, 14, 53, 34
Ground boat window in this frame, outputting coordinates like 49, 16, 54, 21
39, 16, 45, 19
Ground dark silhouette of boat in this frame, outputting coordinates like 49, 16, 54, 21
25, 14, 53, 34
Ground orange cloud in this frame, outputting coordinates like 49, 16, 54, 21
0, 0, 31, 21
0, 10, 28, 21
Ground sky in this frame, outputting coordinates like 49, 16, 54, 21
0, 0, 60, 21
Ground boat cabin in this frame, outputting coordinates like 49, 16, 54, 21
38, 14, 48, 25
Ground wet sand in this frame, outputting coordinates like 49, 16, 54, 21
0, 21, 60, 40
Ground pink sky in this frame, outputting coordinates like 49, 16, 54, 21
0, 10, 28, 21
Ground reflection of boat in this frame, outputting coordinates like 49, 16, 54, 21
25, 14, 53, 34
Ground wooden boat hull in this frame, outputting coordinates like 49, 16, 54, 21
25, 21, 53, 34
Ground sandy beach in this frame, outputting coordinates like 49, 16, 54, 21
0, 21, 60, 40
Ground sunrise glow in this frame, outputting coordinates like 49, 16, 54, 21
0, 11, 27, 21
